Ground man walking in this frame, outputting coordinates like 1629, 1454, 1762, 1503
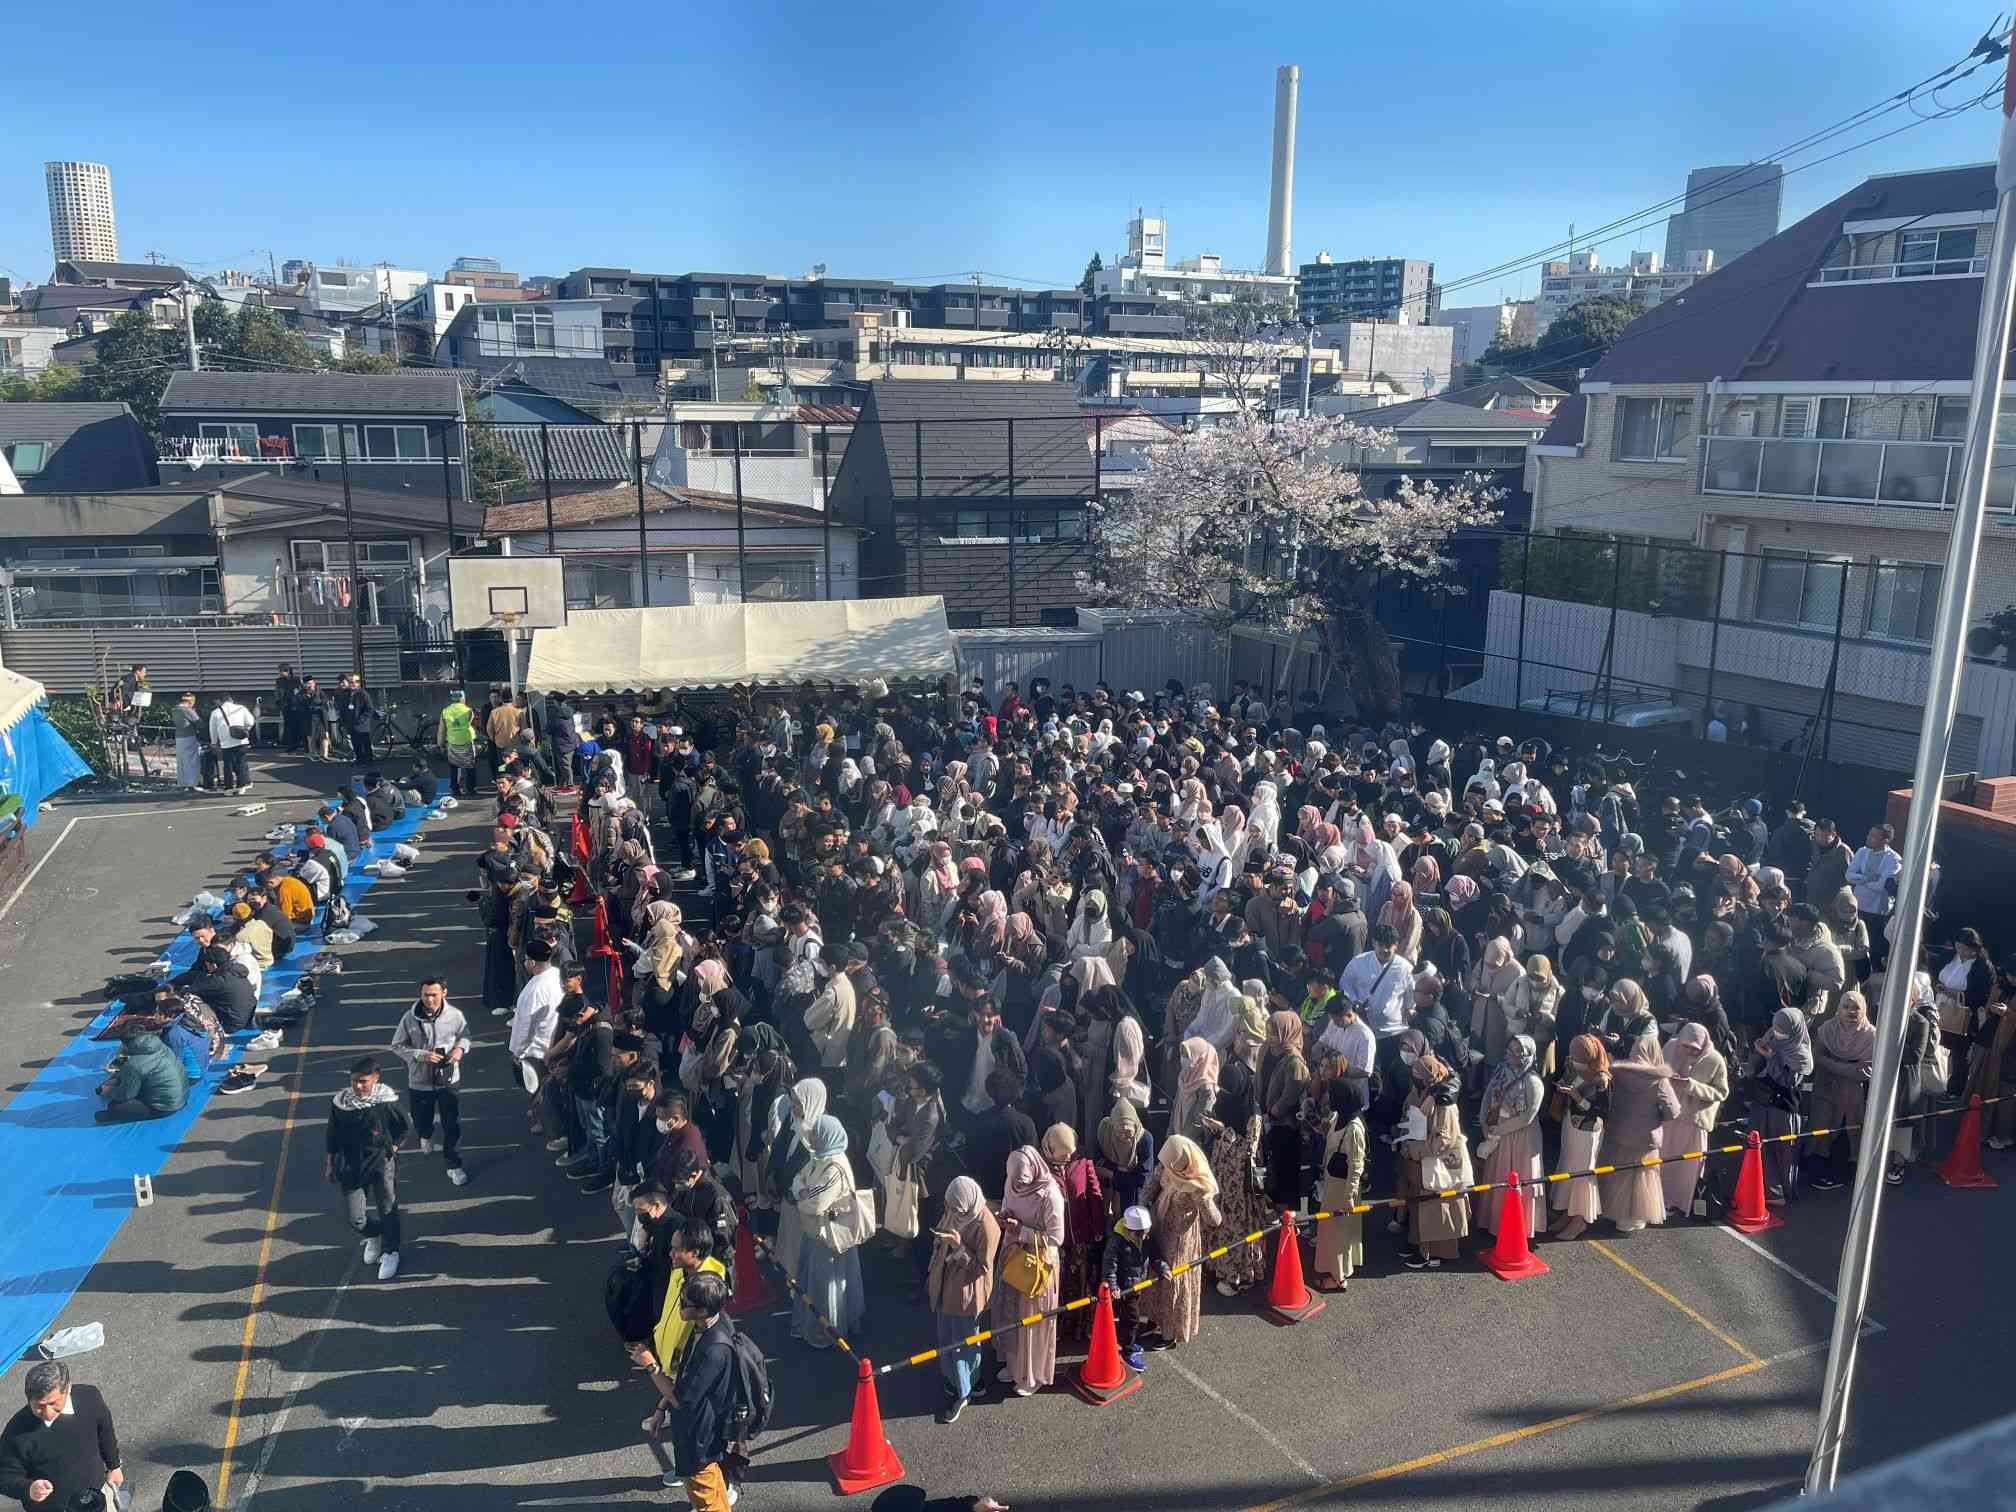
645, 1271, 740, 1511
0, 1362, 124, 1510
390, 977, 471, 1187
208, 693, 256, 795
324, 1056, 411, 1281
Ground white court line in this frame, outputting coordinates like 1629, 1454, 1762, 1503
1716, 1224, 1887, 1335
0, 800, 260, 925
231, 1250, 363, 1507
1165, 1351, 1325, 1485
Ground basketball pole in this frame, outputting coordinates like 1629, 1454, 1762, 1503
501, 612, 521, 709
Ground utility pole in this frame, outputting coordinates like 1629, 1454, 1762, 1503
180, 285, 201, 371
1299, 320, 1315, 416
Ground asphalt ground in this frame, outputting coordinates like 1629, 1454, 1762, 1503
2, 757, 2013, 1510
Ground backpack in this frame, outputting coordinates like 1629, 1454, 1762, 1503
327, 891, 354, 930
162, 1017, 213, 1081
725, 1324, 773, 1442
604, 1257, 652, 1342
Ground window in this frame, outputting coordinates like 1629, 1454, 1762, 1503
361, 424, 438, 461
1868, 560, 1943, 641
564, 561, 632, 610
317, 270, 351, 287
1615, 397, 1693, 461
198, 422, 260, 456
1934, 396, 1970, 440
1756, 549, 1848, 630
292, 423, 360, 459
2, 441, 46, 476
744, 559, 818, 601
1898, 227, 1979, 276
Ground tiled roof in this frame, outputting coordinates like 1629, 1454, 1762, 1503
456, 355, 658, 411
0, 402, 156, 492
797, 403, 859, 425
482, 481, 830, 536
207, 472, 487, 532
161, 370, 465, 415
57, 259, 191, 286
1584, 164, 1997, 387
489, 422, 630, 482
1339, 397, 1553, 433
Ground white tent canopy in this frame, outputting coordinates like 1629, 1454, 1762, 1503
0, 664, 48, 739
525, 595, 958, 694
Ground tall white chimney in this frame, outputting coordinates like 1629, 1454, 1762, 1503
1265, 64, 1299, 277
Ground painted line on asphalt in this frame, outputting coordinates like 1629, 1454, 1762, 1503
0, 798, 283, 925
1164, 1352, 1325, 1486
1588, 1239, 1763, 1365
1714, 1223, 1887, 1334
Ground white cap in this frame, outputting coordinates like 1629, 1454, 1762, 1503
1122, 1204, 1153, 1232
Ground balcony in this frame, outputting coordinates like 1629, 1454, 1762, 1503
159, 435, 291, 465
1814, 256, 1987, 284
1697, 433, 2016, 511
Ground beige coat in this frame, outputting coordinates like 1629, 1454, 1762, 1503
928, 1205, 1000, 1318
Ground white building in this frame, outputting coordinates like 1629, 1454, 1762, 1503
1092, 213, 1297, 310
0, 327, 65, 375
45, 161, 117, 263
1537, 249, 1712, 334
1311, 319, 1455, 397
648, 401, 854, 512
303, 263, 431, 316
1436, 301, 1518, 365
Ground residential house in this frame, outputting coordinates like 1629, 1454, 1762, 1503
825, 381, 1095, 626
649, 402, 856, 512
1450, 375, 1568, 414
157, 370, 469, 499
0, 403, 156, 492
1322, 396, 1547, 516
1527, 163, 2016, 770
483, 481, 859, 609
14, 281, 181, 340
51, 259, 192, 289
457, 356, 659, 425
0, 327, 65, 374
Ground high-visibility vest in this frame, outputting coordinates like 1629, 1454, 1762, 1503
441, 701, 476, 749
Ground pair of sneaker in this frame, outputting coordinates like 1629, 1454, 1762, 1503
360, 1237, 400, 1280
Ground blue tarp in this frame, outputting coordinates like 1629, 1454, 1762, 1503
0, 702, 91, 826
0, 797, 437, 1365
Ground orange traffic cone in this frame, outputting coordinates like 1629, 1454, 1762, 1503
727, 1216, 772, 1314
826, 1357, 905, 1496
1072, 1284, 1143, 1406
1727, 1130, 1784, 1233
1479, 1180, 1549, 1280
1938, 1094, 1999, 1189
1263, 1211, 1326, 1325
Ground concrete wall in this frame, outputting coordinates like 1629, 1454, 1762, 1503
219, 529, 455, 623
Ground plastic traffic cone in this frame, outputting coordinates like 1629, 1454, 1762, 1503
826, 1357, 905, 1496
1727, 1130, 1784, 1233
727, 1217, 772, 1314
1479, 1180, 1549, 1280
1938, 1094, 1999, 1189
1072, 1284, 1143, 1406
1263, 1210, 1326, 1325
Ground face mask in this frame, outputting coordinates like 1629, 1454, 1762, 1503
655, 1118, 674, 1134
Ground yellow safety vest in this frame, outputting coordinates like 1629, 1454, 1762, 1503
441, 702, 476, 749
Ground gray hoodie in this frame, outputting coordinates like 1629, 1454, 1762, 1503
390, 1000, 472, 1090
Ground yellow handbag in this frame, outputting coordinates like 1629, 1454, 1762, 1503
1000, 1240, 1052, 1298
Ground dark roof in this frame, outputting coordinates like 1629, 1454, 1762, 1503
208, 471, 486, 533
1446, 375, 1569, 408
456, 355, 658, 412
1585, 165, 1997, 387
0, 402, 157, 492
0, 488, 212, 543
55, 259, 191, 286
18, 283, 161, 322
161, 370, 465, 416
489, 421, 630, 482
1538, 393, 1588, 448
1338, 397, 1553, 433
857, 381, 1095, 499
482, 481, 828, 535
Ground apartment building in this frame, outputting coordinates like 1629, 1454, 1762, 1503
1092, 213, 1296, 318
1528, 163, 2016, 768
1297, 253, 1435, 324
1537, 248, 1712, 334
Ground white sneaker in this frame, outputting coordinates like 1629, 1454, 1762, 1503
661, 1471, 686, 1492
448, 1167, 469, 1186
491, 1007, 510, 1018
418, 1137, 434, 1155
377, 1251, 401, 1281
362, 1237, 382, 1265
728, 1486, 739, 1507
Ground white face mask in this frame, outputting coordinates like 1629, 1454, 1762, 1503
655, 1118, 674, 1134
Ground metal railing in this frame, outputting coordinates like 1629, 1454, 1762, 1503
1814, 255, 1988, 283
158, 435, 288, 463
1697, 432, 2016, 511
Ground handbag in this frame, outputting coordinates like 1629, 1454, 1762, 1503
882, 1167, 922, 1240
1000, 1239, 1053, 1298
1419, 1154, 1459, 1191
866, 1122, 898, 1183
1935, 989, 1971, 1038
821, 1184, 877, 1254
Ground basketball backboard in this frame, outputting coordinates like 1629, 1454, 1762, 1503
448, 556, 566, 632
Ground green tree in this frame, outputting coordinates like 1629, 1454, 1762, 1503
0, 364, 85, 402
1078, 252, 1103, 295
70, 309, 187, 440
1536, 294, 1641, 369
466, 419, 529, 505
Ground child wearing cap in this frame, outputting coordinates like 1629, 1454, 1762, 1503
1101, 1204, 1168, 1371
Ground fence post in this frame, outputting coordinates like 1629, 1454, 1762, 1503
1094, 414, 1103, 509
540, 422, 556, 554
1599, 538, 1624, 715
1703, 547, 1728, 737
819, 422, 832, 600
441, 420, 462, 682
1514, 530, 1532, 709
635, 418, 650, 609
336, 424, 365, 680
1437, 586, 1451, 697
1006, 417, 1018, 626
914, 419, 925, 600
733, 421, 748, 604
1819, 562, 1850, 764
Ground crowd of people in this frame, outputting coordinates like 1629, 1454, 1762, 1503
460, 668, 2013, 1483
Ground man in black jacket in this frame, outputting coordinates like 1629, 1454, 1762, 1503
0, 1362, 124, 1509
325, 1056, 411, 1281
175, 944, 257, 1033
664, 1148, 737, 1267
556, 995, 615, 1186
247, 884, 296, 960
340, 677, 377, 765
653, 1272, 737, 1508
363, 770, 405, 830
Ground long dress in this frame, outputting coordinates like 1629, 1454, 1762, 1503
993, 1182, 1064, 1390
1204, 1111, 1268, 1290
1552, 1082, 1606, 1223
1476, 1094, 1544, 1238
1660, 1046, 1729, 1212
791, 1155, 866, 1348
1141, 1170, 1219, 1345
1400, 1095, 1472, 1259
1600, 1063, 1681, 1228
1314, 1117, 1366, 1282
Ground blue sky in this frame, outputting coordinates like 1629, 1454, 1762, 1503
1, 1, 2005, 298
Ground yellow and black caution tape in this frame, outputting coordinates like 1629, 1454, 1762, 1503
744, 1217, 857, 1357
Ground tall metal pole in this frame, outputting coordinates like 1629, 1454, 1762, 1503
732, 420, 748, 603
634, 417, 650, 608
1804, 64, 2016, 1495
1300, 321, 1315, 416
441, 421, 461, 682
1514, 530, 1531, 709
181, 286, 201, 371
1006, 416, 1018, 626
819, 421, 832, 599
336, 424, 365, 679
540, 422, 556, 554
1817, 560, 1850, 765
1703, 545, 1727, 733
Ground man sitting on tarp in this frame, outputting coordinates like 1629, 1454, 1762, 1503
95, 1022, 190, 1123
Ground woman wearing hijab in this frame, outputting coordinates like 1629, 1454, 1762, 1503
1468, 938, 1525, 1065
1476, 1035, 1545, 1239
1972, 959, 2016, 1149
1809, 990, 1875, 1186
1746, 1006, 1813, 1205
1096, 1098, 1155, 1222
1204, 998, 1269, 1295
993, 1146, 1065, 1396
917, 840, 961, 935
1550, 1034, 1609, 1239
997, 911, 1050, 1036
1041, 1123, 1104, 1342
1597, 979, 1661, 1064
1183, 957, 1244, 1059
635, 900, 687, 1044
735, 1028, 794, 1207
1261, 1010, 1311, 1211
1398, 1051, 1471, 1268
1601, 1043, 1682, 1234
1141, 1135, 1222, 1347
790, 1115, 867, 1349
1659, 1023, 1729, 1214
1066, 889, 1114, 962
1314, 1077, 1368, 1290
1248, 780, 1283, 852
768, 1078, 827, 1283
682, 957, 745, 1158
1377, 879, 1423, 962
927, 1175, 999, 1423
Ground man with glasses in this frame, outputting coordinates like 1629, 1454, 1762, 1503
638, 1271, 740, 1510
